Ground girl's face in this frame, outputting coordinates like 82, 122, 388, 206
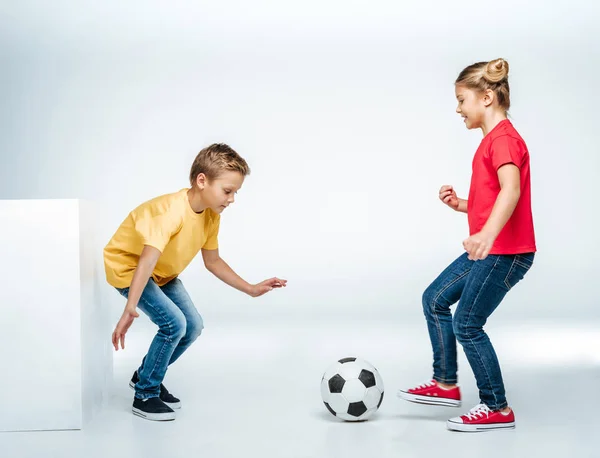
455, 85, 488, 130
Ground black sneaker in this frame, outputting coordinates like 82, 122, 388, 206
129, 371, 181, 409
132, 397, 176, 421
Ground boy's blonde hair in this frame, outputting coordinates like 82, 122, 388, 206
456, 58, 511, 112
189, 143, 250, 185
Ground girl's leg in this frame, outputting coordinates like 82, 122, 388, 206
422, 252, 472, 384
453, 253, 534, 409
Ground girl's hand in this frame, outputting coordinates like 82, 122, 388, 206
463, 232, 496, 261
439, 185, 459, 210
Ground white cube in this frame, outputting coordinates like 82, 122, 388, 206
0, 199, 113, 431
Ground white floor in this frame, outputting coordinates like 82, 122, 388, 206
2, 318, 599, 458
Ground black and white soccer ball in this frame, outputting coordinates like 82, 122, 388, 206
320, 357, 384, 421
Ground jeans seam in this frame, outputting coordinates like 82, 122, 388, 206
514, 260, 531, 269
465, 255, 502, 409
504, 257, 518, 290
431, 269, 470, 382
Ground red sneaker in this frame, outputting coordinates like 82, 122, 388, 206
447, 404, 515, 432
397, 379, 461, 407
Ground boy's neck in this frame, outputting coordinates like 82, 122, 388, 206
187, 187, 206, 213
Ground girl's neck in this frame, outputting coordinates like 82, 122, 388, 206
481, 110, 508, 136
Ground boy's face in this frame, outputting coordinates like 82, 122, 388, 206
199, 171, 245, 213
455, 84, 489, 130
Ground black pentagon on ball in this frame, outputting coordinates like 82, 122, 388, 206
347, 401, 368, 417
377, 391, 384, 409
358, 369, 376, 388
338, 357, 356, 363
324, 402, 337, 416
328, 374, 346, 393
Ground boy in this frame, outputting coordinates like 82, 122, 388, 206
104, 143, 287, 421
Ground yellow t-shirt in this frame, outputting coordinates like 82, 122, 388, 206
104, 188, 220, 288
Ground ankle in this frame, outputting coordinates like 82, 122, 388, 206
436, 381, 457, 390
499, 406, 511, 414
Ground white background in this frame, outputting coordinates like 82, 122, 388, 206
1, 1, 598, 319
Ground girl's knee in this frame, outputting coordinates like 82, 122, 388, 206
452, 317, 482, 343
422, 287, 436, 313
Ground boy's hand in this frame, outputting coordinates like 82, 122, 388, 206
112, 306, 140, 351
439, 185, 459, 210
247, 277, 287, 297
463, 231, 495, 261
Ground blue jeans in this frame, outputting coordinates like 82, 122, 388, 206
117, 278, 204, 400
422, 252, 534, 410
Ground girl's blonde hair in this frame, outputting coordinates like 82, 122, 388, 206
455, 58, 510, 111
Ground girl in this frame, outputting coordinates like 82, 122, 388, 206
397, 58, 536, 432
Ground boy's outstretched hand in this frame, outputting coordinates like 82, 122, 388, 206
247, 277, 287, 297
112, 307, 140, 351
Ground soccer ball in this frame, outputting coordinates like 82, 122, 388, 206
320, 357, 384, 421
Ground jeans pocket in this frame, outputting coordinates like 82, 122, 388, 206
504, 254, 534, 290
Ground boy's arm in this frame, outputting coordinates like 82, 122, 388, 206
112, 245, 161, 350
125, 245, 162, 311
201, 248, 286, 297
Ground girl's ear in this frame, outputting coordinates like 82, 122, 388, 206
482, 89, 495, 107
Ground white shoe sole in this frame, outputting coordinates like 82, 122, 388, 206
397, 390, 461, 407
130, 381, 181, 409
132, 407, 176, 421
446, 419, 515, 432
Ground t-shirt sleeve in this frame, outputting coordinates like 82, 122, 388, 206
202, 213, 221, 250
489, 135, 527, 171
133, 210, 182, 253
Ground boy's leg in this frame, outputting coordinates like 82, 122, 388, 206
119, 280, 187, 399
422, 252, 472, 384
452, 253, 534, 410
160, 278, 204, 366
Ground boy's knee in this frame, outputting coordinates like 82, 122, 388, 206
186, 315, 204, 341
166, 314, 187, 341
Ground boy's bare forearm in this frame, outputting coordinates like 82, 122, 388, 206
125, 246, 160, 310
206, 257, 252, 294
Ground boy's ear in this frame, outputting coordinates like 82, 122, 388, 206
195, 173, 207, 190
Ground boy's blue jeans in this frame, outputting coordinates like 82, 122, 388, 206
117, 278, 203, 400
423, 252, 534, 410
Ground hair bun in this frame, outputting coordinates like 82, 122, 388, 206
483, 58, 509, 83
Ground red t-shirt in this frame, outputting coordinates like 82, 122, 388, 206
467, 119, 536, 255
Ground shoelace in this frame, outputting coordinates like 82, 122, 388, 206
412, 380, 436, 390
464, 404, 492, 420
